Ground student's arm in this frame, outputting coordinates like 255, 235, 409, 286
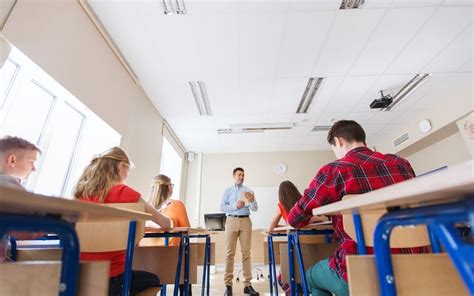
139, 198, 172, 228
287, 166, 337, 228
268, 207, 283, 232
220, 188, 237, 213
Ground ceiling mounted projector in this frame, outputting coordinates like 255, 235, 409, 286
370, 90, 393, 109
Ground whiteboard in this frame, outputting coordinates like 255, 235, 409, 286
248, 186, 281, 229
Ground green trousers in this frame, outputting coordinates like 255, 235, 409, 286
305, 259, 349, 296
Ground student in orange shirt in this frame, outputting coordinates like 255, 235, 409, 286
148, 174, 192, 295
74, 147, 171, 296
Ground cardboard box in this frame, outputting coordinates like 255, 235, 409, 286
133, 245, 198, 284
280, 243, 337, 283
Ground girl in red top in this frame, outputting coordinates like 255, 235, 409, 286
268, 181, 327, 295
74, 147, 171, 296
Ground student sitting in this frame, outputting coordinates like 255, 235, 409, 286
287, 120, 428, 296
147, 174, 192, 296
268, 180, 327, 295
0, 136, 43, 262
74, 147, 171, 296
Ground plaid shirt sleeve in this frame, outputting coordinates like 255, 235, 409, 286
288, 165, 341, 228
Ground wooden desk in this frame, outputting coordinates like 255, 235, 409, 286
312, 161, 473, 216
0, 186, 151, 296
310, 161, 474, 296
143, 228, 211, 296
0, 186, 151, 222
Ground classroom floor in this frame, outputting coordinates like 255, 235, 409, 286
161, 265, 279, 295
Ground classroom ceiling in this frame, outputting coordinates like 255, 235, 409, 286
88, 0, 473, 153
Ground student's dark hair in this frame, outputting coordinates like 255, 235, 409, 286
0, 136, 41, 154
233, 167, 244, 175
327, 120, 366, 146
278, 180, 302, 213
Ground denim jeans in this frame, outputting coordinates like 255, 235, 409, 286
306, 259, 349, 296
108, 270, 160, 296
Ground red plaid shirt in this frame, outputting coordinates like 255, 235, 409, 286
288, 147, 427, 281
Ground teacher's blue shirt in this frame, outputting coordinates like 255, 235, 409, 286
220, 184, 258, 216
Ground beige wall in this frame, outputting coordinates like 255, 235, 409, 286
2, 0, 164, 195
403, 129, 472, 175
185, 150, 335, 227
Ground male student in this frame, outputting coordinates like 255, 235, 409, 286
220, 167, 259, 296
288, 120, 425, 296
0, 135, 42, 262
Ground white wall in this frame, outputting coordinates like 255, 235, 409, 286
185, 150, 335, 227
2, 0, 164, 195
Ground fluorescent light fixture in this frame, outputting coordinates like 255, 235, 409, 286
189, 81, 212, 116
218, 123, 294, 134
312, 125, 332, 132
162, 0, 186, 15
296, 78, 323, 114
340, 0, 365, 9
384, 74, 432, 111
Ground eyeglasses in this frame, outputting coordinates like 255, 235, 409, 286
169, 184, 175, 188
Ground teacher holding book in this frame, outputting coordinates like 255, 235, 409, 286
220, 167, 259, 296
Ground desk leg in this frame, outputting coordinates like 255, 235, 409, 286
183, 236, 190, 296
162, 237, 169, 296
269, 236, 279, 295
427, 225, 441, 253
123, 221, 137, 296
174, 233, 184, 296
206, 237, 210, 296
352, 214, 367, 255
373, 200, 474, 296
0, 213, 80, 296
9, 236, 17, 261
287, 235, 296, 296
201, 236, 211, 296
267, 236, 273, 296
293, 233, 309, 296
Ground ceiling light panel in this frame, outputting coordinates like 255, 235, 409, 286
189, 81, 212, 116
296, 77, 324, 114
384, 74, 432, 111
161, 0, 186, 15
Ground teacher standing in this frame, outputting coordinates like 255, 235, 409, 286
220, 167, 259, 296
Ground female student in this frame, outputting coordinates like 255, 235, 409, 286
268, 181, 327, 295
74, 147, 171, 296
147, 174, 192, 296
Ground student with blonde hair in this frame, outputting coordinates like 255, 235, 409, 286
147, 174, 191, 296
74, 146, 171, 296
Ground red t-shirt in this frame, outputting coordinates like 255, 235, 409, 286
79, 184, 141, 277
277, 202, 289, 224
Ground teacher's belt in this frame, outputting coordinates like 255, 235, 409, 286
228, 215, 249, 218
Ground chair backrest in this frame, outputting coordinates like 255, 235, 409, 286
76, 203, 146, 252
342, 195, 430, 248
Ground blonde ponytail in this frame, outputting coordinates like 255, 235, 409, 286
149, 174, 172, 209
74, 147, 131, 202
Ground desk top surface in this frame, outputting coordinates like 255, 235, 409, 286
312, 161, 474, 216
146, 227, 208, 234
268, 221, 334, 234
0, 186, 152, 222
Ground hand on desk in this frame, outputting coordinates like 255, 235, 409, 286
236, 200, 245, 209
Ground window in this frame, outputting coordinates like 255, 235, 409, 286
160, 137, 183, 200
0, 45, 121, 198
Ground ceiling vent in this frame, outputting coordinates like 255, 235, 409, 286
393, 132, 410, 148
312, 125, 332, 132
340, 0, 365, 9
